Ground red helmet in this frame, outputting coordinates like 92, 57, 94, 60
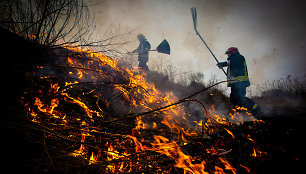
225, 47, 239, 55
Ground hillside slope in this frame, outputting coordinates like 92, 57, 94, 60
1, 28, 305, 173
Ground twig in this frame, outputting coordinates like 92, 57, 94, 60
43, 133, 55, 169
99, 80, 229, 124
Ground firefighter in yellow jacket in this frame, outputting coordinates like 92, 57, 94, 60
217, 47, 260, 118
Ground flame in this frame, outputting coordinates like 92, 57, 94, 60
89, 152, 98, 165
247, 134, 256, 143
65, 81, 79, 87
61, 92, 102, 118
133, 116, 147, 131
239, 164, 251, 173
106, 142, 131, 173
251, 147, 267, 157
69, 132, 87, 157
208, 105, 228, 125
22, 44, 266, 173
152, 122, 157, 129
214, 166, 225, 174
148, 135, 209, 174
224, 128, 235, 139
218, 157, 237, 174
251, 148, 257, 157
29, 108, 39, 123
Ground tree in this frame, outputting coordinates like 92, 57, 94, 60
0, 0, 94, 46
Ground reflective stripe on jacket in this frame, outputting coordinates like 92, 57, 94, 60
226, 53, 250, 87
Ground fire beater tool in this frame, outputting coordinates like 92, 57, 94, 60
191, 7, 227, 76
128, 39, 170, 55
150, 39, 171, 55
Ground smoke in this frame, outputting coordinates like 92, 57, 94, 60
88, 0, 306, 90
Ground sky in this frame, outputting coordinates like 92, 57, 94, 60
87, 0, 306, 88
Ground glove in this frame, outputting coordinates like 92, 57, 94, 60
217, 62, 227, 69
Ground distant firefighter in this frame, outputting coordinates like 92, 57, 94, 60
132, 34, 151, 71
217, 47, 260, 118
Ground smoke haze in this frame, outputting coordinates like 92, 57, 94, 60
88, 0, 306, 89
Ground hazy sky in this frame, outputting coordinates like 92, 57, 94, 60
88, 0, 306, 86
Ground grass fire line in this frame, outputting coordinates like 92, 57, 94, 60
22, 44, 265, 173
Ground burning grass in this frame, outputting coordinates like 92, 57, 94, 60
16, 43, 269, 174
2, 27, 305, 174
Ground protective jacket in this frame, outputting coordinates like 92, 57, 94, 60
218, 52, 259, 117
219, 52, 250, 87
135, 39, 151, 63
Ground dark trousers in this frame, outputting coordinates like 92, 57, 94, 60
138, 61, 149, 71
230, 84, 256, 111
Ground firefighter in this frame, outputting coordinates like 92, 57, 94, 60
217, 47, 260, 118
132, 33, 151, 71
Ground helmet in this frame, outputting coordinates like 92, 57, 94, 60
225, 47, 239, 55
137, 33, 145, 39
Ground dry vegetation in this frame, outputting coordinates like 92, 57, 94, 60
0, 1, 305, 173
